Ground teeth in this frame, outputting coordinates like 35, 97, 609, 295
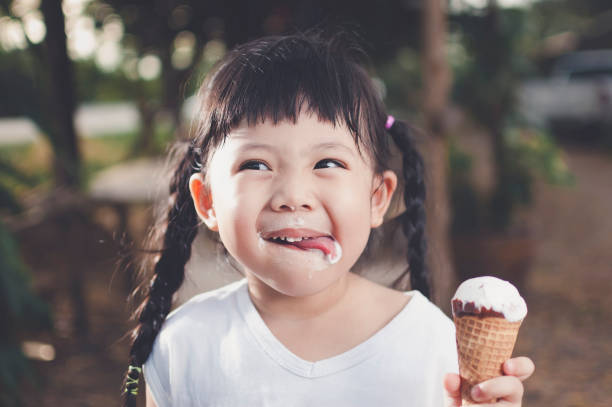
270, 236, 313, 242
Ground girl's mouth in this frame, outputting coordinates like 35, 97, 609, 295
260, 231, 342, 264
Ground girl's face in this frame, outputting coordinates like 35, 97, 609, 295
190, 112, 397, 298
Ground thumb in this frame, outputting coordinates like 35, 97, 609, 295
443, 373, 462, 407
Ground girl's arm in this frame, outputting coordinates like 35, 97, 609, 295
146, 384, 160, 407
444, 356, 535, 406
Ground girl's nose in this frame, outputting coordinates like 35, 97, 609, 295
269, 176, 315, 212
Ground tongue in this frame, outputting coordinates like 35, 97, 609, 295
292, 236, 335, 257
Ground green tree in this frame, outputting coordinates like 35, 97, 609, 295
0, 0, 81, 188
0, 160, 52, 406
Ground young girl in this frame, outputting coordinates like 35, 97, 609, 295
124, 32, 534, 407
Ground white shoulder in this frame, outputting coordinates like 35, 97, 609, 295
407, 291, 458, 372
398, 290, 457, 359
143, 280, 247, 407
409, 290, 455, 333
157, 278, 247, 344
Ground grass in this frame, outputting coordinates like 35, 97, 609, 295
0, 140, 54, 198
0, 125, 174, 202
80, 131, 139, 184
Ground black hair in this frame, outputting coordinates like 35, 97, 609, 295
123, 31, 429, 406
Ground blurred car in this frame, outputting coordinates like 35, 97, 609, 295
519, 49, 612, 135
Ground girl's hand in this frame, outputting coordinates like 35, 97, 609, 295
443, 357, 535, 406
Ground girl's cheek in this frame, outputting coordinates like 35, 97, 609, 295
232, 172, 264, 188
234, 173, 273, 189
327, 175, 370, 199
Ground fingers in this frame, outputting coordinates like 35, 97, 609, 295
443, 373, 462, 407
503, 356, 535, 381
444, 373, 461, 395
471, 375, 524, 404
445, 358, 534, 406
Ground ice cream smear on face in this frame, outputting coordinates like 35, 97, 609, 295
258, 229, 342, 264
451, 276, 527, 322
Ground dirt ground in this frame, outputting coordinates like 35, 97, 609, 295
515, 145, 612, 407
14, 143, 612, 407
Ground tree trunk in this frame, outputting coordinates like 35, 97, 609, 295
39, 1, 87, 335
131, 98, 157, 156
421, 0, 456, 314
40, 0, 80, 188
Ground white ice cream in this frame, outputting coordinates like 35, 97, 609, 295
452, 276, 527, 322
327, 240, 342, 264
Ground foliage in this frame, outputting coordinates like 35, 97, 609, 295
448, 4, 576, 234
0, 50, 43, 122
0, 224, 52, 327
0, 204, 52, 406
0, 128, 174, 199
504, 126, 576, 186
74, 59, 161, 104
0, 159, 32, 214
0, 142, 53, 200
451, 7, 535, 131
0, 138, 53, 405
448, 140, 483, 235
377, 47, 423, 114
449, 125, 575, 235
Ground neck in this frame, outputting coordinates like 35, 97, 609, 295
245, 273, 356, 321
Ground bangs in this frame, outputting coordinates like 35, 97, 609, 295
195, 34, 388, 165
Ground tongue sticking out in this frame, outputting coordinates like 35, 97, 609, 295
289, 237, 341, 264
291, 236, 333, 255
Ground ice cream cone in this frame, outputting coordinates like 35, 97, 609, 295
454, 315, 523, 405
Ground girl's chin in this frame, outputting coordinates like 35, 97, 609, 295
245, 263, 346, 297
258, 274, 343, 298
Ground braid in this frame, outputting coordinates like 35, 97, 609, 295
123, 143, 201, 406
387, 119, 430, 299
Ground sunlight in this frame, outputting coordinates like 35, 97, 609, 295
62, 0, 89, 17
22, 341, 56, 362
172, 30, 196, 70
138, 54, 162, 80
203, 39, 226, 65
22, 10, 45, 44
101, 14, 123, 42
10, 0, 40, 18
451, 0, 534, 12
95, 40, 121, 72
67, 15, 96, 59
0, 17, 27, 51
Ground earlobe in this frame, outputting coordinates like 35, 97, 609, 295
370, 170, 398, 228
189, 173, 218, 231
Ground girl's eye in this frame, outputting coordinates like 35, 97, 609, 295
239, 160, 271, 171
314, 159, 345, 169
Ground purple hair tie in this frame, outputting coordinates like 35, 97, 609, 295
385, 115, 395, 130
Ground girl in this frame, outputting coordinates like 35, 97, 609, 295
124, 32, 534, 407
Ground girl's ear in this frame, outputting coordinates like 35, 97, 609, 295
370, 170, 398, 228
189, 173, 218, 231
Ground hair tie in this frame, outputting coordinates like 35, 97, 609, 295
385, 115, 395, 130
125, 365, 142, 396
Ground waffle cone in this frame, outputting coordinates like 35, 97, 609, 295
454, 315, 523, 405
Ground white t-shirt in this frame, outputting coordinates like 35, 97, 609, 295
144, 278, 459, 407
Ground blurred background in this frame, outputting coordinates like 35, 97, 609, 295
1, 0, 611, 406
